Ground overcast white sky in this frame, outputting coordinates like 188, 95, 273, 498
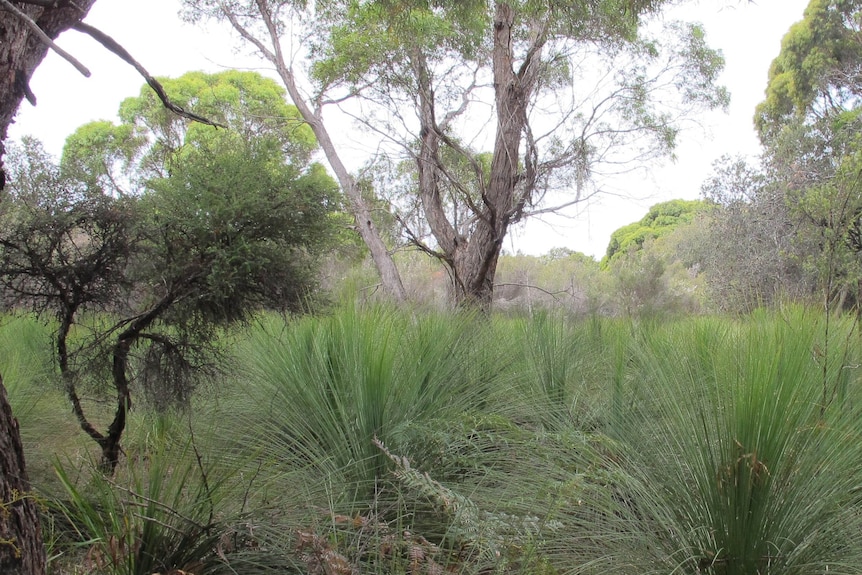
8, 0, 811, 259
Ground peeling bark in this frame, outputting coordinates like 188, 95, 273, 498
0, 375, 44, 575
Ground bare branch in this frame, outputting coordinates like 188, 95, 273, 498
72, 22, 226, 129
494, 281, 571, 300
0, 0, 91, 76
439, 64, 482, 131
393, 211, 447, 261
220, 1, 276, 62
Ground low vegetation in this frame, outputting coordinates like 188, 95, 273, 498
4, 4, 862, 573
4, 302, 862, 575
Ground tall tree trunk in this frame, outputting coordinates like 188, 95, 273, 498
0, 0, 99, 188
285, 86, 408, 303
0, 375, 44, 575
0, 4, 97, 573
455, 1, 523, 308
223, 1, 407, 302
413, 2, 542, 309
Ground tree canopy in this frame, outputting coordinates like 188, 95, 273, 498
0, 71, 340, 469
603, 199, 707, 266
745, 0, 862, 310
182, 0, 728, 307
755, 0, 862, 141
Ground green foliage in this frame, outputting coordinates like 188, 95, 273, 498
311, 0, 487, 89
500, 311, 608, 431
0, 314, 54, 418
237, 305, 502, 495
755, 0, 862, 140
599, 200, 707, 316
1, 137, 139, 317
11, 304, 862, 573
141, 135, 339, 326
61, 71, 318, 197
311, 0, 675, 92
608, 239, 697, 317
603, 199, 707, 266
52, 433, 247, 575
120, 70, 316, 164
778, 115, 862, 308
60, 121, 144, 195
0, 72, 342, 467
695, 155, 811, 313
745, 1, 862, 313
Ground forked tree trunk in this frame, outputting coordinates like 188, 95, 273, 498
0, 0, 98, 188
414, 2, 542, 309
0, 375, 44, 575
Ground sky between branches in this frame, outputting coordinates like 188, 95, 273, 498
8, 0, 810, 258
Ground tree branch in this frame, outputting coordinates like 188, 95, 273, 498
494, 281, 571, 300
71, 22, 226, 129
220, 1, 276, 62
8, 0, 75, 6
0, 0, 91, 77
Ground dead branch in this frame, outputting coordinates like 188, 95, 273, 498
0, 0, 91, 76
71, 21, 226, 129
494, 282, 572, 300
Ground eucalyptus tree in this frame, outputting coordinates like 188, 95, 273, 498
755, 0, 862, 141
603, 199, 707, 266
754, 0, 862, 310
183, 0, 727, 307
0, 71, 340, 471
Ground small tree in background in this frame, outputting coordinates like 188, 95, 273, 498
601, 199, 707, 268
695, 155, 810, 312
599, 201, 706, 317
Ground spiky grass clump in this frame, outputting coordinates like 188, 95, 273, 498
0, 313, 94, 486
233, 306, 643, 575
50, 430, 251, 575
496, 311, 600, 431
0, 313, 54, 418
237, 305, 506, 498
606, 310, 862, 574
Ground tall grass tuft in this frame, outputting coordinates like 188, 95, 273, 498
237, 305, 502, 499
0, 313, 54, 418
493, 311, 611, 432
50, 426, 249, 575
605, 311, 862, 574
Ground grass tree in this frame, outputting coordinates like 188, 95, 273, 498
237, 306, 504, 496
608, 310, 862, 574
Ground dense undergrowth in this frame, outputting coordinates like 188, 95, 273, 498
4, 304, 862, 574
